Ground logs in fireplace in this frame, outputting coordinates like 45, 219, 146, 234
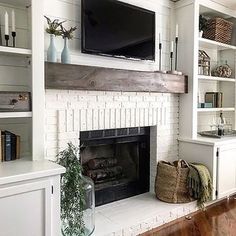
80, 127, 150, 206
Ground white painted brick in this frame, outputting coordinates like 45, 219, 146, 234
129, 95, 144, 102
88, 102, 106, 109
97, 95, 114, 102
114, 96, 130, 102
98, 109, 105, 130
106, 101, 122, 109
136, 101, 150, 108
121, 102, 136, 108
144, 96, 156, 102
79, 95, 97, 102
70, 101, 87, 109
120, 108, 126, 128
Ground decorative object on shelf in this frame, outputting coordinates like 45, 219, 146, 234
199, 15, 207, 38
212, 61, 232, 78
205, 92, 223, 108
12, 10, 16, 47
198, 103, 213, 108
0, 130, 20, 162
0, 92, 31, 112
159, 33, 162, 71
175, 24, 179, 71
167, 26, 183, 75
198, 50, 210, 76
203, 17, 233, 45
60, 25, 77, 64
57, 143, 95, 236
0, 14, 2, 46
44, 16, 65, 62
169, 41, 174, 72
4, 11, 9, 47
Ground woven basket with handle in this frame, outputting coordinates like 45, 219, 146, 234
155, 159, 192, 203
203, 18, 233, 44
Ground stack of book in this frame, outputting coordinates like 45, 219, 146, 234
205, 92, 223, 108
0, 131, 20, 162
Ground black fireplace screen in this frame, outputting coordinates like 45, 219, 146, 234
80, 127, 150, 206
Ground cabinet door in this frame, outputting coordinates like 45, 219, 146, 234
217, 146, 236, 199
0, 180, 52, 236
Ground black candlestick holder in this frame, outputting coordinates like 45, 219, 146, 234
12, 32, 16, 47
159, 43, 162, 71
5, 34, 9, 47
170, 51, 173, 71
175, 37, 179, 71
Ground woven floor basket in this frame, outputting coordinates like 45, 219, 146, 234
203, 18, 233, 44
155, 160, 192, 203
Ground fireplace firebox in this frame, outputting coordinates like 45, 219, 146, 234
80, 127, 150, 206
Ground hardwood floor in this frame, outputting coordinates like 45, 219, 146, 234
141, 196, 236, 236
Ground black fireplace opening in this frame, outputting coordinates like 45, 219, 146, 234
80, 127, 150, 206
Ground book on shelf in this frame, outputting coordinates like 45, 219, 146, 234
205, 92, 223, 108
0, 130, 21, 162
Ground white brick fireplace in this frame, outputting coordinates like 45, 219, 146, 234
45, 90, 179, 191
45, 90, 197, 235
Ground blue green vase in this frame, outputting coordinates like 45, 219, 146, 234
61, 38, 71, 64
47, 34, 57, 62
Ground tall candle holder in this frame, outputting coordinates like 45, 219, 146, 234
12, 31, 16, 47
175, 36, 179, 71
5, 34, 9, 47
170, 51, 173, 71
159, 42, 162, 71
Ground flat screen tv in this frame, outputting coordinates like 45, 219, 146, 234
81, 0, 155, 61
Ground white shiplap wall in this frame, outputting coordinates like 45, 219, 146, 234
44, 0, 180, 192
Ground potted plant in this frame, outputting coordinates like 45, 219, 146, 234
57, 143, 95, 236
199, 15, 207, 38
59, 25, 77, 64
44, 16, 65, 62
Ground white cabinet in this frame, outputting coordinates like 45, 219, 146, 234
0, 160, 65, 236
179, 138, 236, 201
0, 180, 51, 236
217, 145, 236, 198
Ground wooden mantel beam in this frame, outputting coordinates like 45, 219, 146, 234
45, 62, 188, 94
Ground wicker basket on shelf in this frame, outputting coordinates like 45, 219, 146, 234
203, 18, 233, 44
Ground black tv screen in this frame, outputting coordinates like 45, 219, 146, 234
81, 0, 155, 61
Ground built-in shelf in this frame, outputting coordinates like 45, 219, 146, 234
198, 108, 235, 112
0, 46, 32, 57
198, 75, 236, 82
0, 112, 32, 119
199, 38, 236, 51
0, 0, 30, 8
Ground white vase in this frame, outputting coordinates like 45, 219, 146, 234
47, 34, 57, 62
61, 38, 71, 64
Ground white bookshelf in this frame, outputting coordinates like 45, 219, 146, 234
177, 0, 236, 139
199, 37, 236, 51
0, 0, 44, 162
198, 75, 236, 83
197, 108, 235, 112
0, 46, 32, 56
0, 112, 32, 119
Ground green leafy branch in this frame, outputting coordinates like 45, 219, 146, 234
44, 16, 65, 36
57, 142, 85, 236
60, 25, 77, 40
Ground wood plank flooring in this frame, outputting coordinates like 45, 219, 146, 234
141, 195, 236, 236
